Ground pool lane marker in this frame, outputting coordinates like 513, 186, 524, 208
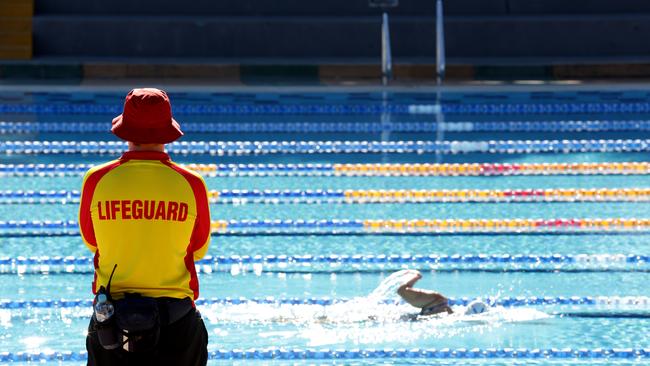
0, 348, 648, 361
3, 119, 650, 134
1, 254, 649, 275
2, 139, 650, 155
2, 100, 650, 115
4, 187, 650, 204
2, 296, 650, 309
2, 162, 650, 177
4, 218, 650, 236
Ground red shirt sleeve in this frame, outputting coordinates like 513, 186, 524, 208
189, 176, 211, 253
79, 161, 122, 250
163, 162, 212, 254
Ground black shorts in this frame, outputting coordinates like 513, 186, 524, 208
86, 307, 208, 366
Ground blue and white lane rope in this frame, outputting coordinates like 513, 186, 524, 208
4, 188, 650, 204
3, 218, 650, 236
3, 101, 650, 115
3, 162, 650, 177
4, 120, 650, 134
0, 348, 648, 361
2, 296, 649, 309
1, 254, 649, 274
2, 139, 650, 155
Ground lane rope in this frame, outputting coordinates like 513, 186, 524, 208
2, 188, 650, 204
2, 139, 650, 155
3, 101, 650, 115
1, 254, 648, 275
3, 119, 650, 134
3, 218, 650, 236
2, 162, 650, 177
2, 296, 649, 309
0, 348, 648, 361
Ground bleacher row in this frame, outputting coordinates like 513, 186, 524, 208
30, 0, 650, 61
3, 0, 650, 77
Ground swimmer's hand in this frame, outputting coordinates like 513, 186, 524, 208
403, 270, 422, 287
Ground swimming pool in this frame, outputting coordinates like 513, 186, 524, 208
1, 87, 650, 365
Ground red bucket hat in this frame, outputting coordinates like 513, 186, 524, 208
111, 88, 183, 144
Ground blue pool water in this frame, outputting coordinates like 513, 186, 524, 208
1, 88, 650, 365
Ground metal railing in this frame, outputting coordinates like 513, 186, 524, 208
381, 13, 393, 85
436, 0, 446, 84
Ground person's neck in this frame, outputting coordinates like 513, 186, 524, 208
128, 142, 165, 153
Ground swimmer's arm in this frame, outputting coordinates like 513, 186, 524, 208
398, 287, 447, 308
401, 270, 422, 288
397, 272, 447, 308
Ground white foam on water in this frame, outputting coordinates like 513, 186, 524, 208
446, 305, 551, 324
367, 269, 418, 300
299, 305, 551, 346
202, 270, 550, 327
203, 270, 417, 325
0, 309, 12, 327
257, 330, 299, 339
200, 271, 552, 346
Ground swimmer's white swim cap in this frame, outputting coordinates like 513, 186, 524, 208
465, 300, 488, 315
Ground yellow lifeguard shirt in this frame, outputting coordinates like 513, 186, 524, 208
79, 151, 211, 301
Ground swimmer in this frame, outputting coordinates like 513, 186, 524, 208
396, 269, 453, 316
396, 269, 489, 317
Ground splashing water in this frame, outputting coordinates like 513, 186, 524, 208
0, 309, 12, 328
367, 269, 418, 300
203, 269, 552, 326
320, 269, 420, 323
299, 305, 551, 347
201, 269, 551, 346
203, 269, 419, 325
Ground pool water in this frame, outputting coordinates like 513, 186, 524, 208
1, 88, 650, 365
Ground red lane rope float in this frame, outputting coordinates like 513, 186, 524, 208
359, 218, 649, 234
331, 162, 650, 176
342, 188, 650, 203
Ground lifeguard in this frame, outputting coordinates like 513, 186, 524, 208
80, 88, 210, 366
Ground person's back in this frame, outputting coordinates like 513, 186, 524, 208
81, 150, 210, 300
79, 88, 211, 366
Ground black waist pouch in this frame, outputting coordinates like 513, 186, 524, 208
115, 294, 161, 353
94, 314, 120, 350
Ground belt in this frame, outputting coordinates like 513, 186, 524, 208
155, 297, 194, 326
